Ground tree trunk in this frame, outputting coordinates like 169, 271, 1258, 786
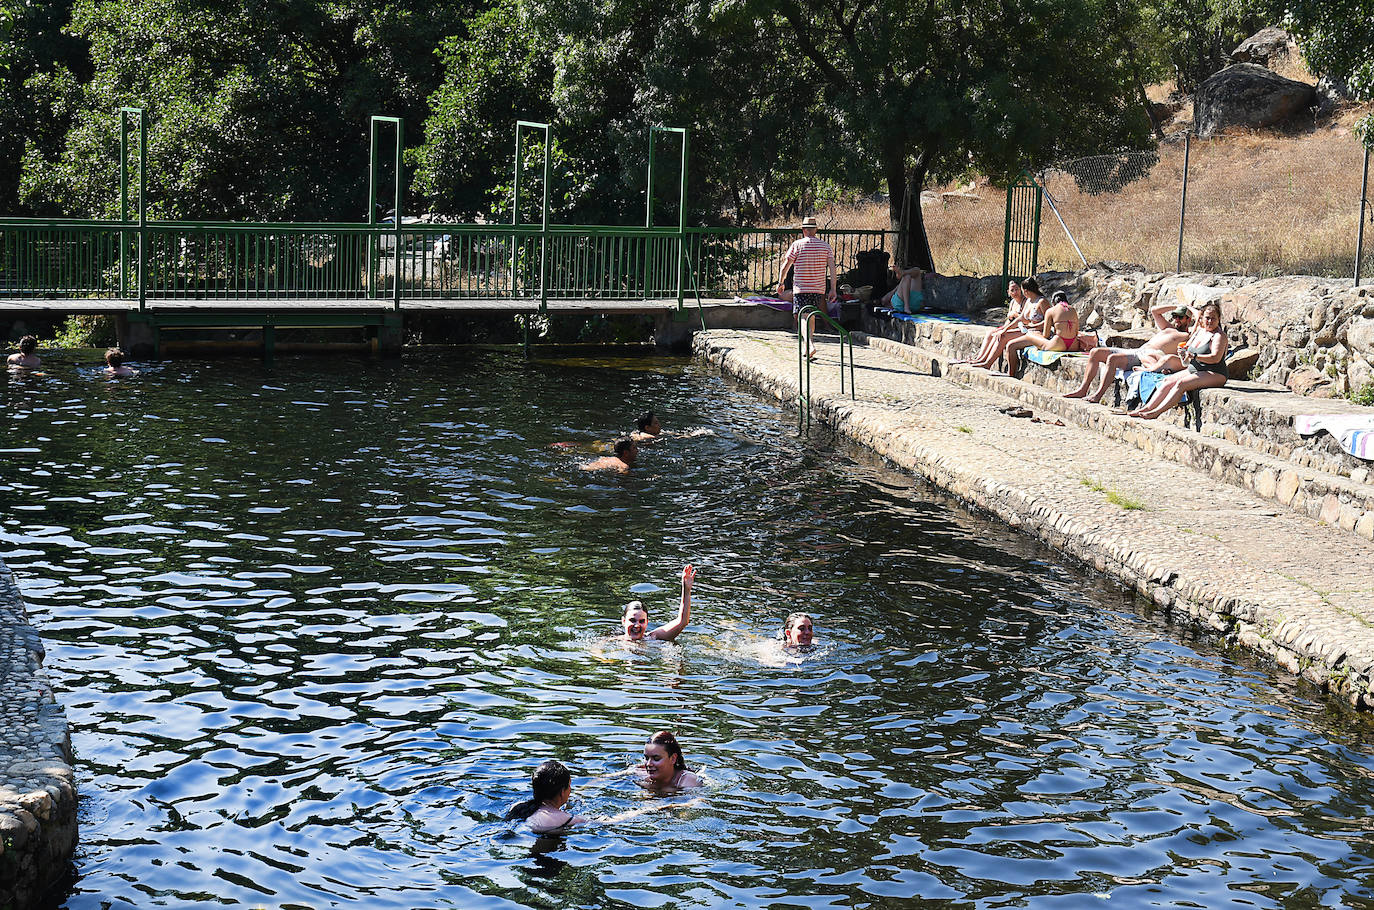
885, 154, 934, 272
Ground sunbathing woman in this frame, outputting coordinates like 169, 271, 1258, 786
966, 277, 1048, 369
1064, 302, 1192, 403
998, 291, 1097, 377
621, 565, 694, 642
638, 731, 702, 790
881, 264, 928, 314
1127, 302, 1229, 419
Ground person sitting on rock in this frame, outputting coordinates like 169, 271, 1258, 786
1064, 302, 1193, 403
967, 277, 1049, 370
997, 291, 1097, 377
880, 263, 931, 314
1127, 302, 1230, 419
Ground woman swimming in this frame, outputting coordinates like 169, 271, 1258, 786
638, 731, 702, 790
505, 760, 588, 834
782, 612, 814, 649
621, 565, 694, 642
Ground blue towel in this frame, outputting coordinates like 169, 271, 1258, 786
1125, 370, 1189, 406
874, 308, 972, 325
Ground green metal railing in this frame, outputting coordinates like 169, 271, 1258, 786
0, 220, 896, 306
795, 303, 856, 433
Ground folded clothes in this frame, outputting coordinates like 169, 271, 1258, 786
1294, 414, 1374, 461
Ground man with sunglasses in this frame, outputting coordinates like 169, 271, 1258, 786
1064, 301, 1194, 403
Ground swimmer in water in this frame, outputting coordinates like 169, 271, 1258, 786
631, 409, 662, 444
7, 335, 41, 371
782, 612, 814, 649
638, 731, 702, 790
505, 760, 588, 833
621, 565, 693, 642
583, 437, 637, 473
103, 347, 136, 378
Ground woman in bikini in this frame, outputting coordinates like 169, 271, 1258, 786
1127, 301, 1229, 419
965, 277, 1049, 369
998, 291, 1097, 377
638, 731, 702, 790
506, 760, 589, 833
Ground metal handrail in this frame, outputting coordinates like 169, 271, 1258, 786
795, 302, 856, 433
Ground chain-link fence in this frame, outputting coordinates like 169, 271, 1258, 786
1039, 133, 1372, 280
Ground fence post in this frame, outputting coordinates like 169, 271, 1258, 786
1176, 130, 1191, 273
1356, 145, 1370, 287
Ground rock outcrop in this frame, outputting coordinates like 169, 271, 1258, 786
1230, 27, 1296, 67
1194, 63, 1315, 138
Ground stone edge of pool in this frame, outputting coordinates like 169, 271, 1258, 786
693, 330, 1374, 713
0, 557, 77, 910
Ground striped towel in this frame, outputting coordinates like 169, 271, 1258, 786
1025, 348, 1077, 366
1294, 414, 1374, 461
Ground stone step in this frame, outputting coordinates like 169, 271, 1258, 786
855, 313, 1374, 541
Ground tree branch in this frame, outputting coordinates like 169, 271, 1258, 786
774, 0, 851, 91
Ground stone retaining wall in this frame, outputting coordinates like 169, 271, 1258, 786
0, 560, 76, 910
1032, 263, 1374, 399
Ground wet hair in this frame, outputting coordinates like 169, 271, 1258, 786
784, 612, 812, 634
1050, 291, 1069, 304
505, 760, 572, 821
613, 437, 636, 459
635, 410, 656, 432
648, 731, 689, 772
105, 347, 125, 367
622, 599, 646, 619
18, 335, 37, 355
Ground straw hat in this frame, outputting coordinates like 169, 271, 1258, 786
800, 216, 818, 229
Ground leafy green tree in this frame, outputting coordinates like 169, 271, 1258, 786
1131, 0, 1259, 94
1271, 0, 1374, 143
0, 0, 88, 212
20, 0, 475, 220
530, 0, 1156, 267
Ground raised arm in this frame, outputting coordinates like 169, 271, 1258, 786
1148, 300, 1179, 330
649, 564, 694, 641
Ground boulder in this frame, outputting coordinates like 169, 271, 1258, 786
927, 274, 1003, 317
1230, 27, 1295, 67
1288, 365, 1334, 396
1227, 346, 1262, 379
1194, 64, 1316, 138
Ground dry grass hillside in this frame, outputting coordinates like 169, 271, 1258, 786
789, 99, 1374, 280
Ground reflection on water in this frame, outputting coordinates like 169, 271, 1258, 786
3, 351, 1373, 909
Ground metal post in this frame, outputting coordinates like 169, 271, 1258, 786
394, 118, 404, 311
512, 121, 552, 308
540, 126, 549, 313
368, 119, 378, 300
677, 129, 689, 310
136, 110, 146, 311
1176, 130, 1191, 273
1356, 146, 1370, 287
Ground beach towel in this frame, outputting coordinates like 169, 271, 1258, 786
1025, 348, 1080, 366
1294, 414, 1374, 461
873, 308, 973, 325
1123, 369, 1188, 406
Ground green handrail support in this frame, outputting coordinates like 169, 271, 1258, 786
795, 303, 855, 433
369, 116, 404, 310
646, 126, 690, 311
119, 107, 147, 309
512, 120, 551, 312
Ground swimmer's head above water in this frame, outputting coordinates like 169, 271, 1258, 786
622, 600, 649, 640
614, 437, 638, 464
783, 612, 814, 648
635, 410, 661, 437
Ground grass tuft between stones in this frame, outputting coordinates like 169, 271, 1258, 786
1081, 477, 1148, 511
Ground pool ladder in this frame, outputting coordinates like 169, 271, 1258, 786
795, 304, 856, 433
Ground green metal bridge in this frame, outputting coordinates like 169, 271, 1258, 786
0, 112, 897, 355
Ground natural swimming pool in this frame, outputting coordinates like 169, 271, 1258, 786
3, 350, 1373, 909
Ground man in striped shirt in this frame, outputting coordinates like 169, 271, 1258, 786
778, 216, 836, 360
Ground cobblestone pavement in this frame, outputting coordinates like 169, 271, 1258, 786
0, 560, 77, 909
696, 329, 1374, 709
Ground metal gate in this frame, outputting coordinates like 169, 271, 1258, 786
1002, 173, 1042, 285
